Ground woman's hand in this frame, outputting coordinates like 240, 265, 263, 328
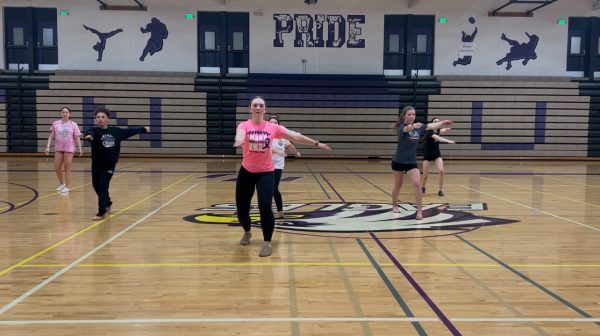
317, 143, 332, 150
45, 147, 50, 156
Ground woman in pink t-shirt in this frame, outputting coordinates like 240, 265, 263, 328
45, 107, 83, 193
233, 96, 331, 257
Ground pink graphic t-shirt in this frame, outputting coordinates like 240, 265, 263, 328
50, 120, 81, 153
237, 120, 287, 173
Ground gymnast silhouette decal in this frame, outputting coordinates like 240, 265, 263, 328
139, 17, 169, 61
496, 32, 539, 70
453, 17, 477, 67
82, 25, 123, 62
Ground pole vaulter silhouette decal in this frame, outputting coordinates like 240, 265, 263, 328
496, 32, 539, 70
139, 18, 169, 61
82, 25, 124, 62
453, 17, 477, 67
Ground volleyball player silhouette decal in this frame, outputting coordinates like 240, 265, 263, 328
453, 17, 477, 67
496, 32, 539, 70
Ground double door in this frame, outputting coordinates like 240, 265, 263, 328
383, 15, 434, 77
198, 11, 249, 74
567, 17, 600, 78
4, 7, 57, 71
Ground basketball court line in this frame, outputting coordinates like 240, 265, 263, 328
370, 232, 461, 336
17, 262, 600, 268
479, 176, 600, 208
422, 239, 549, 336
304, 163, 331, 199
357, 239, 428, 336
0, 162, 147, 213
460, 185, 600, 232
0, 174, 195, 277
327, 240, 374, 336
457, 235, 600, 327
284, 235, 300, 336
542, 174, 600, 189
0, 183, 199, 316
2, 317, 600, 325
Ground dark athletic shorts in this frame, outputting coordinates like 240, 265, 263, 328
391, 161, 418, 173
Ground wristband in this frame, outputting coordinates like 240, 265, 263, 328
314, 141, 319, 147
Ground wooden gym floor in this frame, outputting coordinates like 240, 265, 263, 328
0, 157, 598, 335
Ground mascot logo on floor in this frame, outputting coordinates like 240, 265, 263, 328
184, 202, 516, 234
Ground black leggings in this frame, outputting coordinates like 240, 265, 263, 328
273, 169, 283, 212
235, 166, 275, 241
92, 163, 115, 216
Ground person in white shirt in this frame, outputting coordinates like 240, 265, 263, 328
269, 114, 301, 219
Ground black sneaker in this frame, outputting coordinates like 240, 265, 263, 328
438, 191, 444, 197
421, 187, 426, 194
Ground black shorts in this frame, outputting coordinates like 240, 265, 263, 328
391, 161, 418, 173
423, 154, 442, 162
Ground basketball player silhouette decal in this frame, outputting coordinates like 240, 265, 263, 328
83, 25, 123, 62
139, 17, 169, 61
496, 32, 539, 70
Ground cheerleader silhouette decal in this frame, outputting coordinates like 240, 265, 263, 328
83, 25, 123, 62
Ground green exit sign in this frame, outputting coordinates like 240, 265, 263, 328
557, 18, 566, 25
185, 13, 194, 19
438, 17, 447, 23
59, 9, 69, 16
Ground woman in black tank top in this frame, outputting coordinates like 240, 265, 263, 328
421, 117, 456, 197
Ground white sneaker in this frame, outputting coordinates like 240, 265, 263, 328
59, 186, 70, 193
56, 184, 65, 191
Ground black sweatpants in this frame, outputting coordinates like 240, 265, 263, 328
235, 166, 275, 241
273, 169, 283, 212
92, 163, 115, 216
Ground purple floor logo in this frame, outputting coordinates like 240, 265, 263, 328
184, 202, 517, 236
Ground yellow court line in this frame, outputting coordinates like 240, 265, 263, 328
480, 176, 600, 208
17, 262, 600, 268
0, 174, 195, 277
